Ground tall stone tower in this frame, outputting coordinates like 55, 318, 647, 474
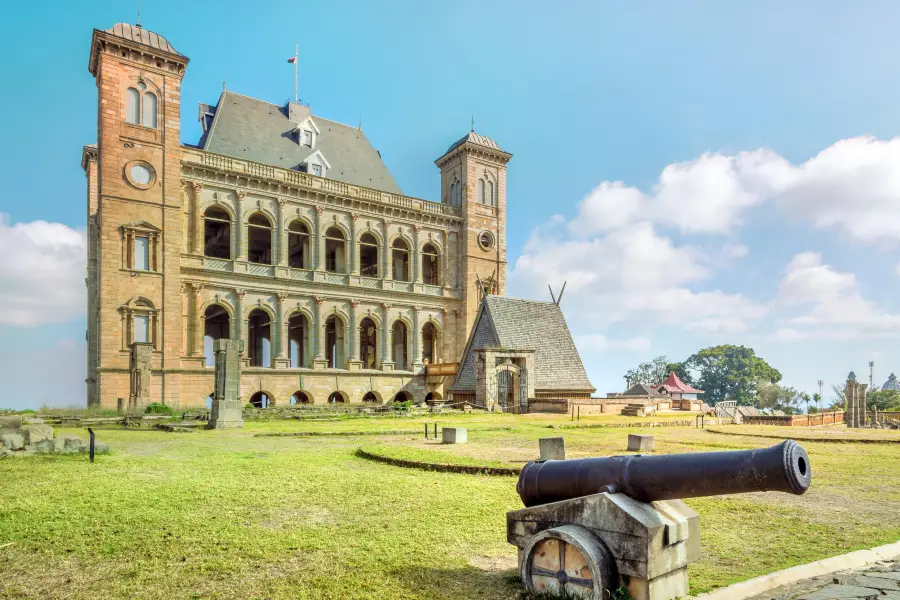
435, 131, 512, 352
85, 24, 189, 407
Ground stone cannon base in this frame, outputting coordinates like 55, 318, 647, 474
507, 492, 699, 600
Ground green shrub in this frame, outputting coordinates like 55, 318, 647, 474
144, 403, 173, 415
245, 403, 255, 410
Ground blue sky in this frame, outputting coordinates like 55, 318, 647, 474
1, 0, 899, 408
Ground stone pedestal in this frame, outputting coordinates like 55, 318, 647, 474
628, 434, 655, 452
208, 339, 244, 429
442, 427, 467, 444
507, 492, 700, 600
128, 343, 153, 410
539, 437, 566, 460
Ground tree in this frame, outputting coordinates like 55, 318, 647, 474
623, 356, 672, 389
679, 345, 782, 405
831, 384, 846, 409
812, 393, 822, 412
868, 390, 900, 411
758, 384, 798, 412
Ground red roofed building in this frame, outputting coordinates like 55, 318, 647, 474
655, 372, 704, 410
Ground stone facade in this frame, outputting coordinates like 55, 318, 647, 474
84, 23, 511, 409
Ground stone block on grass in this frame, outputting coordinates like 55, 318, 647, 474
20, 424, 53, 445
0, 415, 23, 429
442, 428, 467, 444
1, 433, 25, 451
627, 434, 655, 452
539, 437, 566, 460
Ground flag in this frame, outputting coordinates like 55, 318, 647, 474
287, 57, 296, 64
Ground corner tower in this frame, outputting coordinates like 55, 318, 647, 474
85, 24, 189, 407
435, 130, 512, 353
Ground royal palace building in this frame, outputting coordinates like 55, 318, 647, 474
83, 23, 511, 409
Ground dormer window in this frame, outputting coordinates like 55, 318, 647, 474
293, 117, 320, 148
302, 130, 313, 147
301, 150, 331, 178
312, 164, 322, 177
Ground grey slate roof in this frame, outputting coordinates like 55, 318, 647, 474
446, 131, 504, 154
623, 383, 664, 397
200, 91, 402, 194
452, 296, 594, 393
106, 23, 183, 56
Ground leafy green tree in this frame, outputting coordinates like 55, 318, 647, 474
679, 345, 781, 405
812, 392, 822, 412
868, 390, 900, 411
623, 355, 671, 388
665, 361, 695, 387
758, 384, 798, 412
831, 384, 846, 409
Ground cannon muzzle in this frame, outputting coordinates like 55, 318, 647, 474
517, 440, 810, 507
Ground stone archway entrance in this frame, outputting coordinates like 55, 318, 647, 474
496, 361, 528, 414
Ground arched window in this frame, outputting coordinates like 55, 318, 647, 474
142, 92, 158, 129
247, 213, 272, 264
359, 232, 379, 278
362, 392, 379, 403
359, 317, 378, 369
392, 238, 410, 281
449, 182, 456, 206
203, 304, 230, 367
248, 309, 271, 367
324, 227, 346, 273
422, 322, 437, 365
249, 391, 271, 408
288, 220, 310, 269
325, 315, 345, 368
486, 180, 495, 207
478, 178, 485, 204
288, 313, 309, 368
291, 390, 310, 404
204, 207, 231, 259
126, 88, 140, 124
422, 243, 440, 286
125, 83, 158, 128
392, 321, 408, 371
455, 181, 462, 206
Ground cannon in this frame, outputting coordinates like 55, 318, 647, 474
507, 441, 811, 600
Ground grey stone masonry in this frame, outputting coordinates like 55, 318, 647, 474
441, 427, 467, 444
539, 437, 566, 460
744, 559, 900, 600
628, 434, 655, 452
208, 339, 244, 429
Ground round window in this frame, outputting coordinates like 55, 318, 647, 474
478, 231, 495, 251
130, 164, 153, 185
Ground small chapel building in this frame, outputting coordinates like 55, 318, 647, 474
449, 296, 595, 411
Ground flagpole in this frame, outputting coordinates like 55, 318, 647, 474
294, 42, 299, 104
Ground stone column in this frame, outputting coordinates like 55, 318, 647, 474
275, 292, 288, 363
189, 283, 204, 356
189, 182, 204, 255
313, 297, 326, 367
314, 207, 324, 271
234, 289, 246, 360
236, 191, 247, 261
412, 305, 423, 369
350, 213, 360, 275
413, 225, 422, 283
383, 219, 393, 281
276, 199, 286, 266
349, 300, 361, 365
381, 302, 394, 370
859, 383, 868, 427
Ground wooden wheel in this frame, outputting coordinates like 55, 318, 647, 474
520, 525, 616, 600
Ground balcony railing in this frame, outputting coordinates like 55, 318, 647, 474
184, 148, 462, 218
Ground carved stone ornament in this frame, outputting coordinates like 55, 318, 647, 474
381, 302, 392, 310
277, 198, 286, 207
276, 292, 288, 301
350, 300, 360, 309
316, 207, 324, 215
314, 296, 326, 305
236, 289, 246, 299
351, 213, 360, 221
236, 190, 246, 200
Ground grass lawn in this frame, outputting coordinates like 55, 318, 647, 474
1, 413, 898, 599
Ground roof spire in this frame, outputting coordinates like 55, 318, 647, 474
137, 0, 141, 27
471, 114, 475, 132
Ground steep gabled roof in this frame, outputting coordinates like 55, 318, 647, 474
657, 371, 704, 394
199, 91, 401, 194
623, 383, 664, 397
451, 296, 594, 393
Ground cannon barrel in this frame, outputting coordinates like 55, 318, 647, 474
517, 440, 810, 507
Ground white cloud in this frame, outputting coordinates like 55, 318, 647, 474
576, 333, 652, 353
0, 214, 85, 326
567, 136, 900, 244
771, 252, 900, 340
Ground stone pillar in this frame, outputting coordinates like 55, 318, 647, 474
413, 225, 422, 283
350, 213, 360, 275
190, 182, 203, 254
846, 376, 859, 428
383, 219, 392, 281
189, 283, 204, 356
348, 300, 361, 369
208, 339, 244, 429
128, 343, 153, 410
412, 305, 424, 370
235, 191, 247, 261
234, 289, 246, 360
314, 207, 324, 271
274, 292, 288, 367
312, 297, 327, 368
381, 302, 394, 370
858, 383, 868, 427
276, 199, 286, 266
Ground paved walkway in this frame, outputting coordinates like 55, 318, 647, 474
745, 559, 900, 600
